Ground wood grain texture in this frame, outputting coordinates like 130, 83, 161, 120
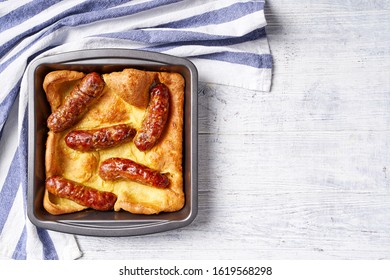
76, 0, 390, 259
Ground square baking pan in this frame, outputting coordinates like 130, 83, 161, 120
27, 49, 198, 236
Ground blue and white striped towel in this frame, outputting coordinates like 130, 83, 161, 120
0, 0, 272, 259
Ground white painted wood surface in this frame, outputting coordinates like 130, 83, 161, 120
76, 0, 390, 259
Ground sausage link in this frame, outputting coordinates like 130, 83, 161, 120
47, 72, 105, 132
133, 83, 169, 151
45, 176, 117, 211
65, 124, 136, 152
99, 157, 169, 188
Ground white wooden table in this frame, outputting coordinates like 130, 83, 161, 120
76, 0, 390, 259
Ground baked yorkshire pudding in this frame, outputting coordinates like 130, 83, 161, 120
43, 68, 185, 215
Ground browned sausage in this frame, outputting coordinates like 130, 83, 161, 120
47, 72, 105, 132
45, 176, 117, 211
133, 83, 169, 151
65, 124, 136, 152
99, 157, 169, 188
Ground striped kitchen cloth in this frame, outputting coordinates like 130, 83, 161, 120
0, 0, 272, 259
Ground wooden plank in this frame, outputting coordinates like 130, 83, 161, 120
198, 77, 390, 134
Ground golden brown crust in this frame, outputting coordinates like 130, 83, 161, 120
43, 70, 85, 111
102, 68, 156, 109
43, 189, 88, 215
43, 69, 185, 215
